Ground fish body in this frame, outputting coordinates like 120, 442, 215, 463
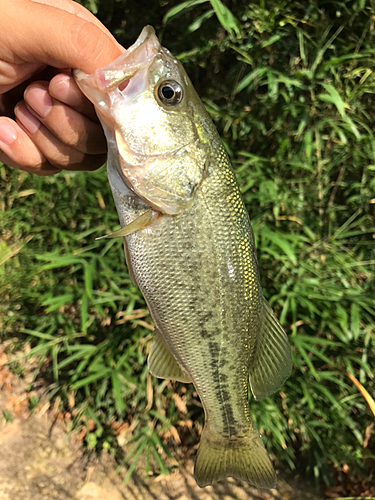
74, 26, 292, 489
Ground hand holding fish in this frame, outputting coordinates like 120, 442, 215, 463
0, 0, 122, 175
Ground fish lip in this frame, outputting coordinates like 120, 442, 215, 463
94, 26, 161, 93
73, 25, 160, 97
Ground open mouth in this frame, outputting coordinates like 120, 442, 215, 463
74, 26, 160, 101
93, 26, 160, 94
118, 80, 130, 92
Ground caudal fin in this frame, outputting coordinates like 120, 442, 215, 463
194, 426, 276, 489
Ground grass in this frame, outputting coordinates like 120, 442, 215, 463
1, 0, 375, 490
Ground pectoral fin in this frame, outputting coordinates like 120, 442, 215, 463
249, 298, 292, 400
95, 210, 157, 240
148, 330, 191, 383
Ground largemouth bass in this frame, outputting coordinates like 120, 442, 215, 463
74, 26, 292, 489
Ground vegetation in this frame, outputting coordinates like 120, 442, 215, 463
1, 0, 374, 491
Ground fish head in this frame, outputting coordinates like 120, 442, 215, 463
74, 26, 211, 215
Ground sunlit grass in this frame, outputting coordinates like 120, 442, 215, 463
1, 0, 375, 488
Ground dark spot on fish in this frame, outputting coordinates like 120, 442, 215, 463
208, 341, 238, 436
221, 388, 230, 399
219, 389, 237, 436
202, 310, 214, 320
208, 341, 219, 359
200, 326, 210, 339
198, 310, 214, 339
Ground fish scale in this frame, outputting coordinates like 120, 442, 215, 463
74, 25, 292, 489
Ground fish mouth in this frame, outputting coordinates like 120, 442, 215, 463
74, 26, 160, 97
95, 26, 160, 93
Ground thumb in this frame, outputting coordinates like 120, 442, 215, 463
3, 0, 123, 74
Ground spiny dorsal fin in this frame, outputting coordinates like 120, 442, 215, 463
148, 329, 192, 383
249, 298, 292, 400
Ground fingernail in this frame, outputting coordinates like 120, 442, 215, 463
15, 104, 41, 134
50, 74, 71, 100
24, 86, 53, 118
49, 74, 82, 106
0, 121, 17, 145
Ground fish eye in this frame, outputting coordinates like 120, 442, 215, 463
157, 80, 183, 106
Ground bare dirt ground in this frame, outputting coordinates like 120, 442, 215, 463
0, 345, 323, 500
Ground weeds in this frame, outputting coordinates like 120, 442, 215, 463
1, 0, 374, 489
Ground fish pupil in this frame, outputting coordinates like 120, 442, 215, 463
162, 86, 174, 99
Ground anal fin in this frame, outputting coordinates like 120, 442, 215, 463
249, 298, 292, 400
148, 330, 191, 383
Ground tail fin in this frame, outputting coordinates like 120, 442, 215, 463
194, 426, 276, 489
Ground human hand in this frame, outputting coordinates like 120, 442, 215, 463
0, 0, 123, 175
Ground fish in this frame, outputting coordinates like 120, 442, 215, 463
74, 26, 292, 489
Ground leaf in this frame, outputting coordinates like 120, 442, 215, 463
81, 292, 89, 333
350, 303, 360, 340
52, 344, 59, 381
235, 67, 268, 94
209, 0, 240, 36
42, 293, 74, 313
151, 442, 170, 475
262, 230, 298, 265
346, 373, 375, 417
293, 337, 320, 380
111, 372, 126, 414
261, 34, 282, 48
187, 9, 214, 32
123, 440, 147, 485
0, 236, 33, 267
71, 367, 111, 390
163, 0, 209, 24
57, 347, 96, 370
19, 328, 54, 340
84, 260, 95, 300
37, 255, 85, 270
318, 83, 347, 118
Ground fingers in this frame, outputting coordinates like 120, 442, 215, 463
49, 73, 97, 121
0, 77, 108, 176
0, 112, 107, 174
0, 117, 58, 175
23, 80, 107, 154
14, 101, 106, 171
